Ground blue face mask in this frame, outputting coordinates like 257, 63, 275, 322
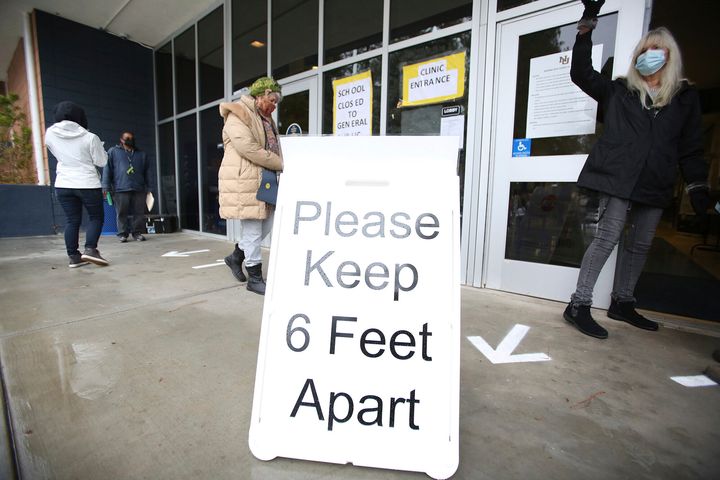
635, 49, 666, 76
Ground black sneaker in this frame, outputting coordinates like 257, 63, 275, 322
607, 299, 659, 331
119, 235, 128, 243
81, 248, 110, 266
132, 233, 146, 242
563, 302, 608, 339
68, 254, 89, 268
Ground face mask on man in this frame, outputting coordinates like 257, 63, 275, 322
635, 49, 666, 76
122, 137, 135, 148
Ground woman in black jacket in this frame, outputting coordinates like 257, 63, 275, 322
563, 0, 711, 339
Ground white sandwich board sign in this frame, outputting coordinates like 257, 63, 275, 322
249, 136, 461, 479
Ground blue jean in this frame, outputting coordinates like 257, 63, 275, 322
55, 188, 104, 256
571, 195, 663, 306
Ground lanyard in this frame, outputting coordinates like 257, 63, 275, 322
125, 149, 135, 175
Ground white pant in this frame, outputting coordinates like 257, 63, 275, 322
238, 210, 274, 267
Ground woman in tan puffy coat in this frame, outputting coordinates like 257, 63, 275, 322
218, 77, 283, 295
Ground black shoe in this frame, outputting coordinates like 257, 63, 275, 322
132, 233, 146, 242
713, 349, 720, 363
68, 254, 89, 268
607, 299, 658, 331
81, 248, 109, 266
246, 263, 266, 295
224, 245, 246, 282
119, 235, 128, 243
563, 303, 608, 339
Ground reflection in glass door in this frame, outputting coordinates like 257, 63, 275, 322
485, 0, 644, 307
276, 77, 318, 136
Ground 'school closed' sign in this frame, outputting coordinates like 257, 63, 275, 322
249, 136, 461, 479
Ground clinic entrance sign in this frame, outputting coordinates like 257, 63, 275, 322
249, 136, 460, 479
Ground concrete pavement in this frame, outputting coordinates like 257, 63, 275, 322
0, 233, 718, 479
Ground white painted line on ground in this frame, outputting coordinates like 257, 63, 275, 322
162, 249, 210, 257
192, 260, 225, 269
670, 375, 718, 387
467, 324, 551, 364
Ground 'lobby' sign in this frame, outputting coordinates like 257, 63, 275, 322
249, 136, 461, 479
401, 51, 466, 107
333, 70, 373, 136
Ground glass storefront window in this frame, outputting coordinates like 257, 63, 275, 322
498, 0, 540, 12
272, 0, 318, 78
512, 14, 618, 156
505, 182, 600, 267
390, 0, 472, 44
156, 42, 173, 120
323, 0, 382, 64
198, 6, 224, 105
387, 33, 471, 203
200, 107, 226, 235
158, 122, 176, 215
322, 57, 381, 135
175, 26, 197, 113
232, 0, 267, 93
277, 90, 309, 135
177, 114, 199, 230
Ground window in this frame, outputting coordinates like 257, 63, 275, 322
387, 33, 471, 204
175, 26, 196, 113
390, 0, 471, 43
155, 42, 173, 119
497, 0, 541, 12
198, 6, 224, 105
512, 14, 618, 156
323, 0, 382, 64
200, 107, 226, 234
158, 122, 176, 215
505, 182, 600, 267
177, 114, 199, 230
232, 0, 267, 92
272, 0, 318, 78
322, 57, 381, 135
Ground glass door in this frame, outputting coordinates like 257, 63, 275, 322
276, 76, 318, 136
485, 0, 645, 307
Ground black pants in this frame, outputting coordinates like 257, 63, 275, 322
55, 188, 104, 256
114, 191, 146, 236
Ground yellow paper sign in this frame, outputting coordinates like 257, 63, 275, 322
332, 70, 373, 136
401, 52, 466, 108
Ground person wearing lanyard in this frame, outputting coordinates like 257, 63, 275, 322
102, 131, 151, 242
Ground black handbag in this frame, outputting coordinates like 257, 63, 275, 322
256, 169, 278, 205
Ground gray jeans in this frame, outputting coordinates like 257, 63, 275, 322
238, 210, 274, 267
571, 195, 663, 306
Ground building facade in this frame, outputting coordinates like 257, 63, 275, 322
152, 0, 663, 305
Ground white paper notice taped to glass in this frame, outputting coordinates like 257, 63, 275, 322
526, 44, 603, 139
249, 136, 461, 479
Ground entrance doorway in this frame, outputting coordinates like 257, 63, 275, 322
276, 76, 318, 136
485, 1, 645, 308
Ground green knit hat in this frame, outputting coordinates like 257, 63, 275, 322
249, 76, 282, 97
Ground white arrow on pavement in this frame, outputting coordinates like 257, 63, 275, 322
467, 324, 551, 364
192, 260, 225, 270
162, 249, 210, 258
670, 375, 718, 388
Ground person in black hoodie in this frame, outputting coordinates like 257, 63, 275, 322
563, 0, 711, 339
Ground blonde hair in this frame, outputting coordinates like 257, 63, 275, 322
625, 27, 685, 108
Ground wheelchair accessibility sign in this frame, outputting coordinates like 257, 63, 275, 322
512, 139, 531, 157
